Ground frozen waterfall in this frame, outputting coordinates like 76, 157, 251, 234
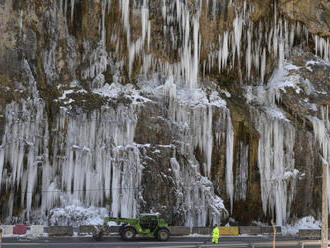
0, 100, 143, 222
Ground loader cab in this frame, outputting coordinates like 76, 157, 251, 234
139, 213, 159, 232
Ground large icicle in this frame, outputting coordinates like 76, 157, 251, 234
314, 35, 330, 61
235, 142, 249, 201
255, 111, 297, 226
225, 110, 234, 213
309, 107, 330, 208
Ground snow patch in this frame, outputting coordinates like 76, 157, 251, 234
93, 83, 151, 105
49, 205, 108, 227
282, 216, 321, 236
59, 90, 74, 100
262, 106, 289, 121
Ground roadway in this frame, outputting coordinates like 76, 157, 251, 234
1, 236, 327, 248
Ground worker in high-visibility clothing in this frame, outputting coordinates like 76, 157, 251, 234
212, 224, 220, 244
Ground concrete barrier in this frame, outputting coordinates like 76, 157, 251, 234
260, 226, 281, 234
298, 229, 324, 239
78, 225, 96, 235
239, 226, 262, 235
0, 224, 285, 237
168, 226, 191, 236
48, 226, 73, 236
192, 227, 211, 235
13, 224, 27, 235
0, 225, 14, 236
218, 226, 239, 235
29, 225, 45, 237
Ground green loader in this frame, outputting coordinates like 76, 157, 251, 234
93, 213, 170, 241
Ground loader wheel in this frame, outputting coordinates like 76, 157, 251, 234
157, 228, 170, 241
121, 227, 136, 241
92, 229, 103, 241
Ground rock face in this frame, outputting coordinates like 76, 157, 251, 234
0, 0, 329, 226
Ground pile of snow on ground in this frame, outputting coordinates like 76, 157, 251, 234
48, 205, 108, 227
282, 216, 321, 236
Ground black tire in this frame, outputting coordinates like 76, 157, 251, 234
92, 229, 103, 241
119, 224, 125, 235
121, 227, 136, 241
157, 228, 170, 241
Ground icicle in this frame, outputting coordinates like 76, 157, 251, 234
108, 0, 111, 14
289, 23, 295, 48
278, 39, 284, 70
260, 48, 266, 84
101, 0, 107, 44
246, 27, 252, 80
64, 0, 67, 20
233, 15, 243, 60
255, 110, 297, 226
71, 0, 75, 22
120, 0, 131, 44
314, 35, 330, 61
141, 0, 149, 45
221, 31, 229, 69
18, 10, 23, 35
0, 148, 4, 193
191, 15, 200, 88
309, 107, 330, 208
226, 111, 234, 213
235, 142, 249, 201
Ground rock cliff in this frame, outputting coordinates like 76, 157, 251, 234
0, 0, 329, 226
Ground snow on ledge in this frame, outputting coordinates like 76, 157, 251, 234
93, 83, 151, 105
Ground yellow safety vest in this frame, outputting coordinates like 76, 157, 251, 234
212, 227, 219, 238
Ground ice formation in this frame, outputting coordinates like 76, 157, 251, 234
170, 156, 227, 227
246, 61, 302, 225
164, 81, 231, 179
309, 107, 330, 207
164, 78, 233, 219
255, 111, 298, 226
234, 142, 249, 201
1, 0, 329, 227
314, 35, 330, 61
0, 99, 143, 221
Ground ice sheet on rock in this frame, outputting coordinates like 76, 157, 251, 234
81, 42, 108, 85
170, 157, 227, 227
245, 61, 309, 109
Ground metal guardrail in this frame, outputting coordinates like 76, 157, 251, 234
149, 240, 330, 248
300, 240, 330, 248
